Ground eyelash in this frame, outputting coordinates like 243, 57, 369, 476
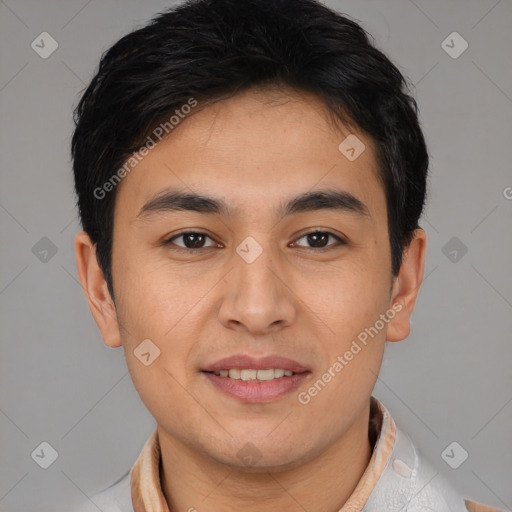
162, 230, 347, 253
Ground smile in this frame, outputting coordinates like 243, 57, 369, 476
207, 368, 295, 380
202, 369, 310, 403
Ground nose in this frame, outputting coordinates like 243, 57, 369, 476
217, 242, 296, 336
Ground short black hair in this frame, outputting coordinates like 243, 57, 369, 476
71, 0, 428, 301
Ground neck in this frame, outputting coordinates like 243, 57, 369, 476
158, 401, 373, 512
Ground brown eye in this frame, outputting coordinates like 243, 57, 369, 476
164, 232, 219, 250
294, 231, 346, 249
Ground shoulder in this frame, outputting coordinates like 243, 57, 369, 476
363, 428, 502, 512
465, 500, 504, 512
70, 471, 133, 512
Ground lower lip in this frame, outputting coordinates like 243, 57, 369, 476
202, 371, 310, 403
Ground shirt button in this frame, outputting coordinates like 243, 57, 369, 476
392, 458, 413, 478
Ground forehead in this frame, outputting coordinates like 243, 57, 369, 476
114, 87, 386, 226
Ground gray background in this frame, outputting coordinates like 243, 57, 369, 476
1, 0, 511, 511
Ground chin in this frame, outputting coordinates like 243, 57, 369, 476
221, 453, 308, 473
207, 436, 315, 473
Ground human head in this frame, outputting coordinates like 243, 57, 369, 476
72, 0, 428, 480
71, 0, 428, 302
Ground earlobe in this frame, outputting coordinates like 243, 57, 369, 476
386, 229, 427, 343
74, 230, 122, 348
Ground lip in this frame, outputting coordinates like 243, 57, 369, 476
201, 354, 310, 373
202, 371, 310, 403
201, 354, 311, 403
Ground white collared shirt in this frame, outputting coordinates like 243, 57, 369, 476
72, 398, 500, 512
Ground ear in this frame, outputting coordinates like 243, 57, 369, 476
74, 230, 122, 348
386, 228, 427, 342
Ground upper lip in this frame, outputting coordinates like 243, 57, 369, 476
202, 355, 310, 373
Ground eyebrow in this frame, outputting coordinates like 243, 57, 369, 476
136, 188, 370, 221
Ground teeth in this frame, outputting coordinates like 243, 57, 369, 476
228, 368, 241, 379
257, 369, 275, 381
211, 368, 296, 380
240, 369, 257, 381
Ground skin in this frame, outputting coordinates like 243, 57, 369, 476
75, 86, 426, 512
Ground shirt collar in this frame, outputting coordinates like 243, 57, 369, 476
130, 397, 396, 512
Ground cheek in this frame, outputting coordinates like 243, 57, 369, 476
113, 251, 196, 337
124, 356, 191, 430
296, 260, 389, 399
296, 300, 386, 425
119, 291, 198, 419
305, 262, 390, 341
114, 253, 207, 373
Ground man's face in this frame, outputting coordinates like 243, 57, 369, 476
109, 87, 396, 469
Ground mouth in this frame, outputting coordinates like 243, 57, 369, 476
201, 355, 311, 403
204, 368, 297, 380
